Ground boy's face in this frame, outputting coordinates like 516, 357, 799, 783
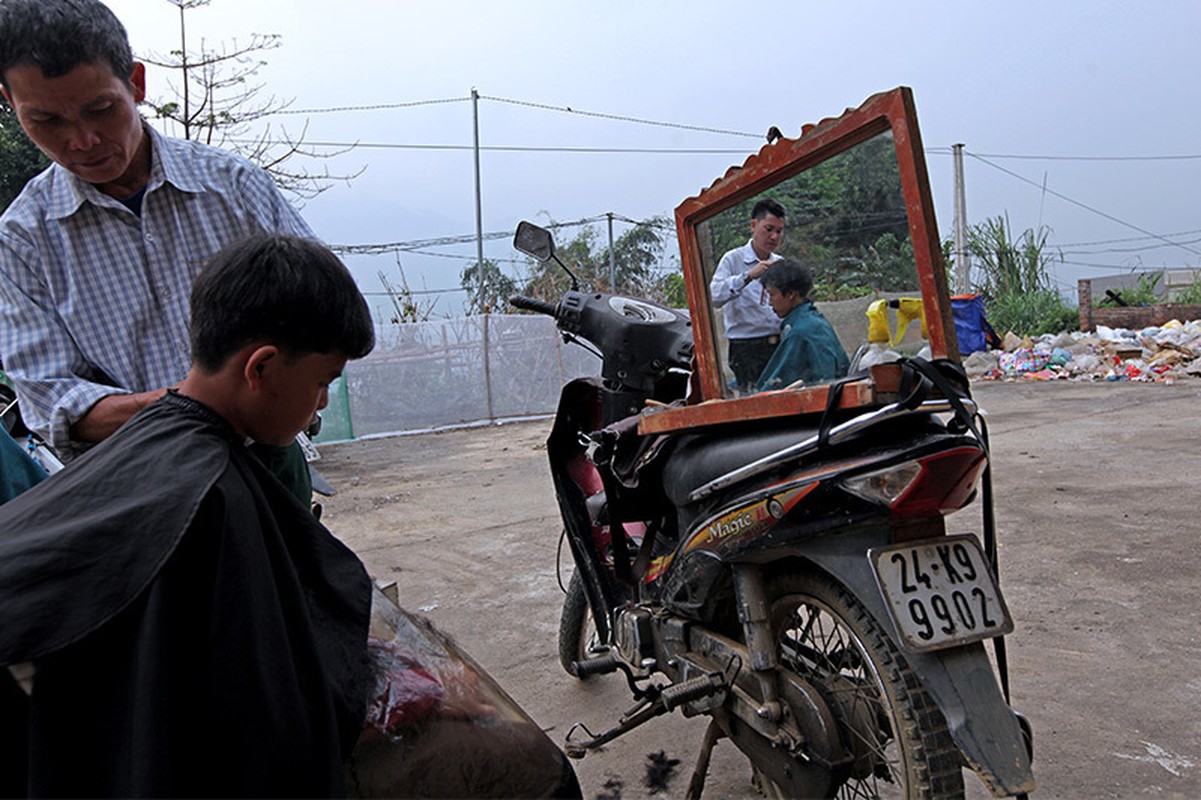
766, 286, 801, 318
249, 350, 346, 446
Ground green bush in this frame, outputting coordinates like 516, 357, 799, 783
988, 290, 1078, 337
1094, 272, 1161, 307
963, 214, 1076, 337
811, 281, 875, 302
1172, 280, 1201, 305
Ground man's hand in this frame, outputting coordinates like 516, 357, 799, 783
745, 260, 772, 282
71, 389, 169, 443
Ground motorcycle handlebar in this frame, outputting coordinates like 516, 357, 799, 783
508, 294, 559, 317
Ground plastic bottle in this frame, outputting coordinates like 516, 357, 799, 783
890, 297, 928, 346
859, 300, 902, 369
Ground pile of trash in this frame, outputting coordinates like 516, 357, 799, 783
962, 319, 1201, 383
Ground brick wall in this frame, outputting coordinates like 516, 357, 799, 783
1078, 278, 1201, 330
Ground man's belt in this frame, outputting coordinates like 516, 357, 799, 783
733, 334, 780, 346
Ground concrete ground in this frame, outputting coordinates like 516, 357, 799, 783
317, 379, 1201, 799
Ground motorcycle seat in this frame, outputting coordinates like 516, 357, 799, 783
660, 421, 822, 510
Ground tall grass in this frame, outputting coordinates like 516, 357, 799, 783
1174, 280, 1201, 305
967, 214, 1076, 336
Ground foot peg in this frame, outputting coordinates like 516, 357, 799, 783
572, 651, 621, 678
660, 672, 728, 710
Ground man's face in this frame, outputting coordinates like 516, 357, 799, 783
750, 213, 785, 258
766, 286, 800, 318
250, 350, 347, 447
2, 60, 147, 193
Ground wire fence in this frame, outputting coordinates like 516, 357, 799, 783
314, 314, 599, 443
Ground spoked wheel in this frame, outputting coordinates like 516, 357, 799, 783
557, 569, 605, 678
763, 572, 964, 799
1, 383, 17, 435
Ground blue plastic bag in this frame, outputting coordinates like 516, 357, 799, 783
951, 294, 998, 355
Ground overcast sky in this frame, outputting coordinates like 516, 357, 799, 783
105, 0, 1201, 317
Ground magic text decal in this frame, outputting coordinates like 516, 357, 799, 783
683, 483, 818, 554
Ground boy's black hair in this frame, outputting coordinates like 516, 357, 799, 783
190, 234, 375, 372
0, 0, 134, 88
761, 258, 814, 300
751, 198, 786, 222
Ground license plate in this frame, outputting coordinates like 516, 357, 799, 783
869, 535, 1013, 653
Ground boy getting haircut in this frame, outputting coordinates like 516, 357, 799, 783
755, 258, 850, 391
760, 257, 815, 300
0, 235, 377, 798
190, 234, 374, 372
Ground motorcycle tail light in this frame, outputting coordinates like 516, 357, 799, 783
842, 461, 922, 507
841, 446, 986, 518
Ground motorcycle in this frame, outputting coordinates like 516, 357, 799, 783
1, 367, 64, 477
510, 216, 1034, 799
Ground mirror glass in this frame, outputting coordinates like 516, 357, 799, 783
513, 220, 554, 262
695, 130, 927, 398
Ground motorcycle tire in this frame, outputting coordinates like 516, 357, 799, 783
557, 570, 602, 679
762, 571, 964, 800
1, 383, 18, 435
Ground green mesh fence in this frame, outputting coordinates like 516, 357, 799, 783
313, 375, 354, 443
309, 316, 600, 444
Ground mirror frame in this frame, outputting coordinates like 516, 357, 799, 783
659, 87, 954, 428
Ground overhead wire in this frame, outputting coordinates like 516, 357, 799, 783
477, 95, 762, 139
238, 140, 752, 154
964, 151, 1201, 162
330, 214, 639, 255
274, 96, 472, 115
213, 92, 1201, 286
1060, 236, 1201, 256
337, 214, 679, 300
965, 151, 1201, 258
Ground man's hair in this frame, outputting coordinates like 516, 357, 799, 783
761, 258, 814, 300
190, 234, 375, 372
751, 198, 786, 222
0, 0, 133, 89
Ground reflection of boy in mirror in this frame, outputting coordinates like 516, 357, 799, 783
754, 259, 850, 391
709, 198, 786, 393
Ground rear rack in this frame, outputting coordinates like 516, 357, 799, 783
689, 397, 978, 502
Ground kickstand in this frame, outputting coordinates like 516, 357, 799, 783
564, 671, 729, 758
685, 718, 726, 800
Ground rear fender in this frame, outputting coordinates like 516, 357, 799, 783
793, 528, 1035, 797
547, 378, 617, 640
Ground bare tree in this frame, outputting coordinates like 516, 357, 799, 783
141, 0, 361, 199
378, 259, 439, 323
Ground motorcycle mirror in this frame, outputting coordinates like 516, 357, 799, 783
513, 220, 581, 290
513, 221, 554, 262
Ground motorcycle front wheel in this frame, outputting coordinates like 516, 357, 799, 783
763, 571, 965, 799
558, 570, 603, 678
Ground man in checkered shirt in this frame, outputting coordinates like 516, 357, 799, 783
0, 0, 316, 499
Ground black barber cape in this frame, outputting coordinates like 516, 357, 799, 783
0, 392, 372, 798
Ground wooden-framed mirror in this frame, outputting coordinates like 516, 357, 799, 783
642, 87, 954, 434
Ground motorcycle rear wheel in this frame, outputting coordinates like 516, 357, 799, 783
1, 382, 18, 435
762, 571, 964, 799
558, 570, 603, 678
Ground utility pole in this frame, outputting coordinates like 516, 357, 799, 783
472, 88, 494, 420
952, 143, 970, 295
607, 213, 616, 291
471, 88, 485, 306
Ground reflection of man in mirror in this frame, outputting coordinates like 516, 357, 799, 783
755, 259, 849, 391
709, 199, 786, 393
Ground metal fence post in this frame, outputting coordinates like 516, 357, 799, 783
483, 312, 495, 422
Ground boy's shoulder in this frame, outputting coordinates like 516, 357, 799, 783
0, 394, 237, 664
